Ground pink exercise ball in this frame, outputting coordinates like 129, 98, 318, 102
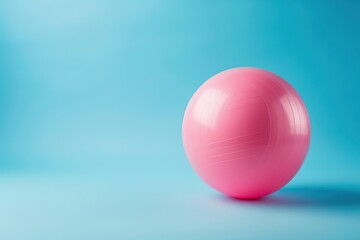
182, 67, 310, 199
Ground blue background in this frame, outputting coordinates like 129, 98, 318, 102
0, 0, 359, 239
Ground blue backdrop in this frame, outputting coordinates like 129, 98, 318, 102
0, 1, 359, 239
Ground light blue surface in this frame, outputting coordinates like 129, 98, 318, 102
0, 0, 359, 239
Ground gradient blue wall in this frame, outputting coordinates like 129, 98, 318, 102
1, 0, 359, 174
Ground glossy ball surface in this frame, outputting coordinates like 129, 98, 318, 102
182, 67, 310, 199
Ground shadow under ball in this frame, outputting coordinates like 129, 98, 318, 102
182, 67, 311, 199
